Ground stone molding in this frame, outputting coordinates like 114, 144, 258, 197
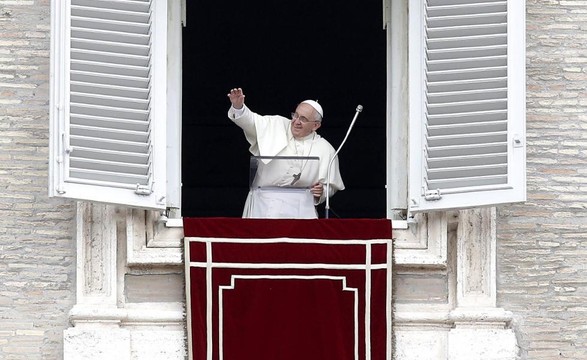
126, 209, 183, 266
394, 212, 448, 268
64, 203, 186, 360
455, 207, 497, 308
75, 202, 118, 305
393, 208, 518, 359
67, 203, 517, 359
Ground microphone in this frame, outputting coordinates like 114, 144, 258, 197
325, 105, 363, 219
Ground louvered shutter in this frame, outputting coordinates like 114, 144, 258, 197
408, 0, 525, 212
50, 0, 168, 209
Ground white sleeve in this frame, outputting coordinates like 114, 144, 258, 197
228, 105, 290, 157
228, 105, 246, 119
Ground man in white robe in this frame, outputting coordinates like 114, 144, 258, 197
227, 87, 345, 219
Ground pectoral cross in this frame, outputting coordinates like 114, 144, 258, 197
290, 173, 301, 186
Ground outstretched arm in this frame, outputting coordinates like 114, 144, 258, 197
227, 88, 245, 109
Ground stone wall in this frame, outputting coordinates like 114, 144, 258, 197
0, 1, 76, 359
497, 1, 587, 359
2, 0, 587, 359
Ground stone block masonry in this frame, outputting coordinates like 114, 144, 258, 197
2, 0, 587, 359
498, 1, 587, 359
0, 1, 76, 359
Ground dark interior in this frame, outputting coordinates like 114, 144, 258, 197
182, 0, 387, 218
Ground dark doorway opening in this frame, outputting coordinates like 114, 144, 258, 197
182, 0, 387, 218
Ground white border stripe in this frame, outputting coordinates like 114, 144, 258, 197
218, 275, 359, 360
206, 241, 213, 360
365, 243, 372, 360
386, 240, 392, 360
186, 236, 390, 245
353, 277, 359, 360
190, 262, 389, 270
185, 237, 193, 360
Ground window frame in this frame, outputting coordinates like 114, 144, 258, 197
50, 0, 525, 220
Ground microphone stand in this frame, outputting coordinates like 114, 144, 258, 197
325, 105, 363, 219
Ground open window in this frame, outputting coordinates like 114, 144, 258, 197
49, 0, 525, 218
180, 0, 388, 218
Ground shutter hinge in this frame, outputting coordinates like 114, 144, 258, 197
424, 189, 442, 201
135, 184, 153, 195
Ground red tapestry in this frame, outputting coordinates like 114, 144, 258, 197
184, 218, 392, 360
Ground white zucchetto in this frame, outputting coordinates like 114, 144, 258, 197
301, 100, 323, 119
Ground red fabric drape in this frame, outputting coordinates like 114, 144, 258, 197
183, 217, 392, 239
185, 218, 392, 360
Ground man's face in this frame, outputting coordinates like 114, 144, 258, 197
290, 103, 321, 139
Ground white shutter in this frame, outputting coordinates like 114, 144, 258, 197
50, 0, 168, 209
408, 0, 525, 212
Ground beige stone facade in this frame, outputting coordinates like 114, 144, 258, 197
0, 2, 75, 358
498, 1, 587, 358
1, 0, 587, 359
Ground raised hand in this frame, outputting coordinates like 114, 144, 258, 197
227, 88, 245, 109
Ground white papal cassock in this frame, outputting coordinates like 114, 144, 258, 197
228, 105, 345, 219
